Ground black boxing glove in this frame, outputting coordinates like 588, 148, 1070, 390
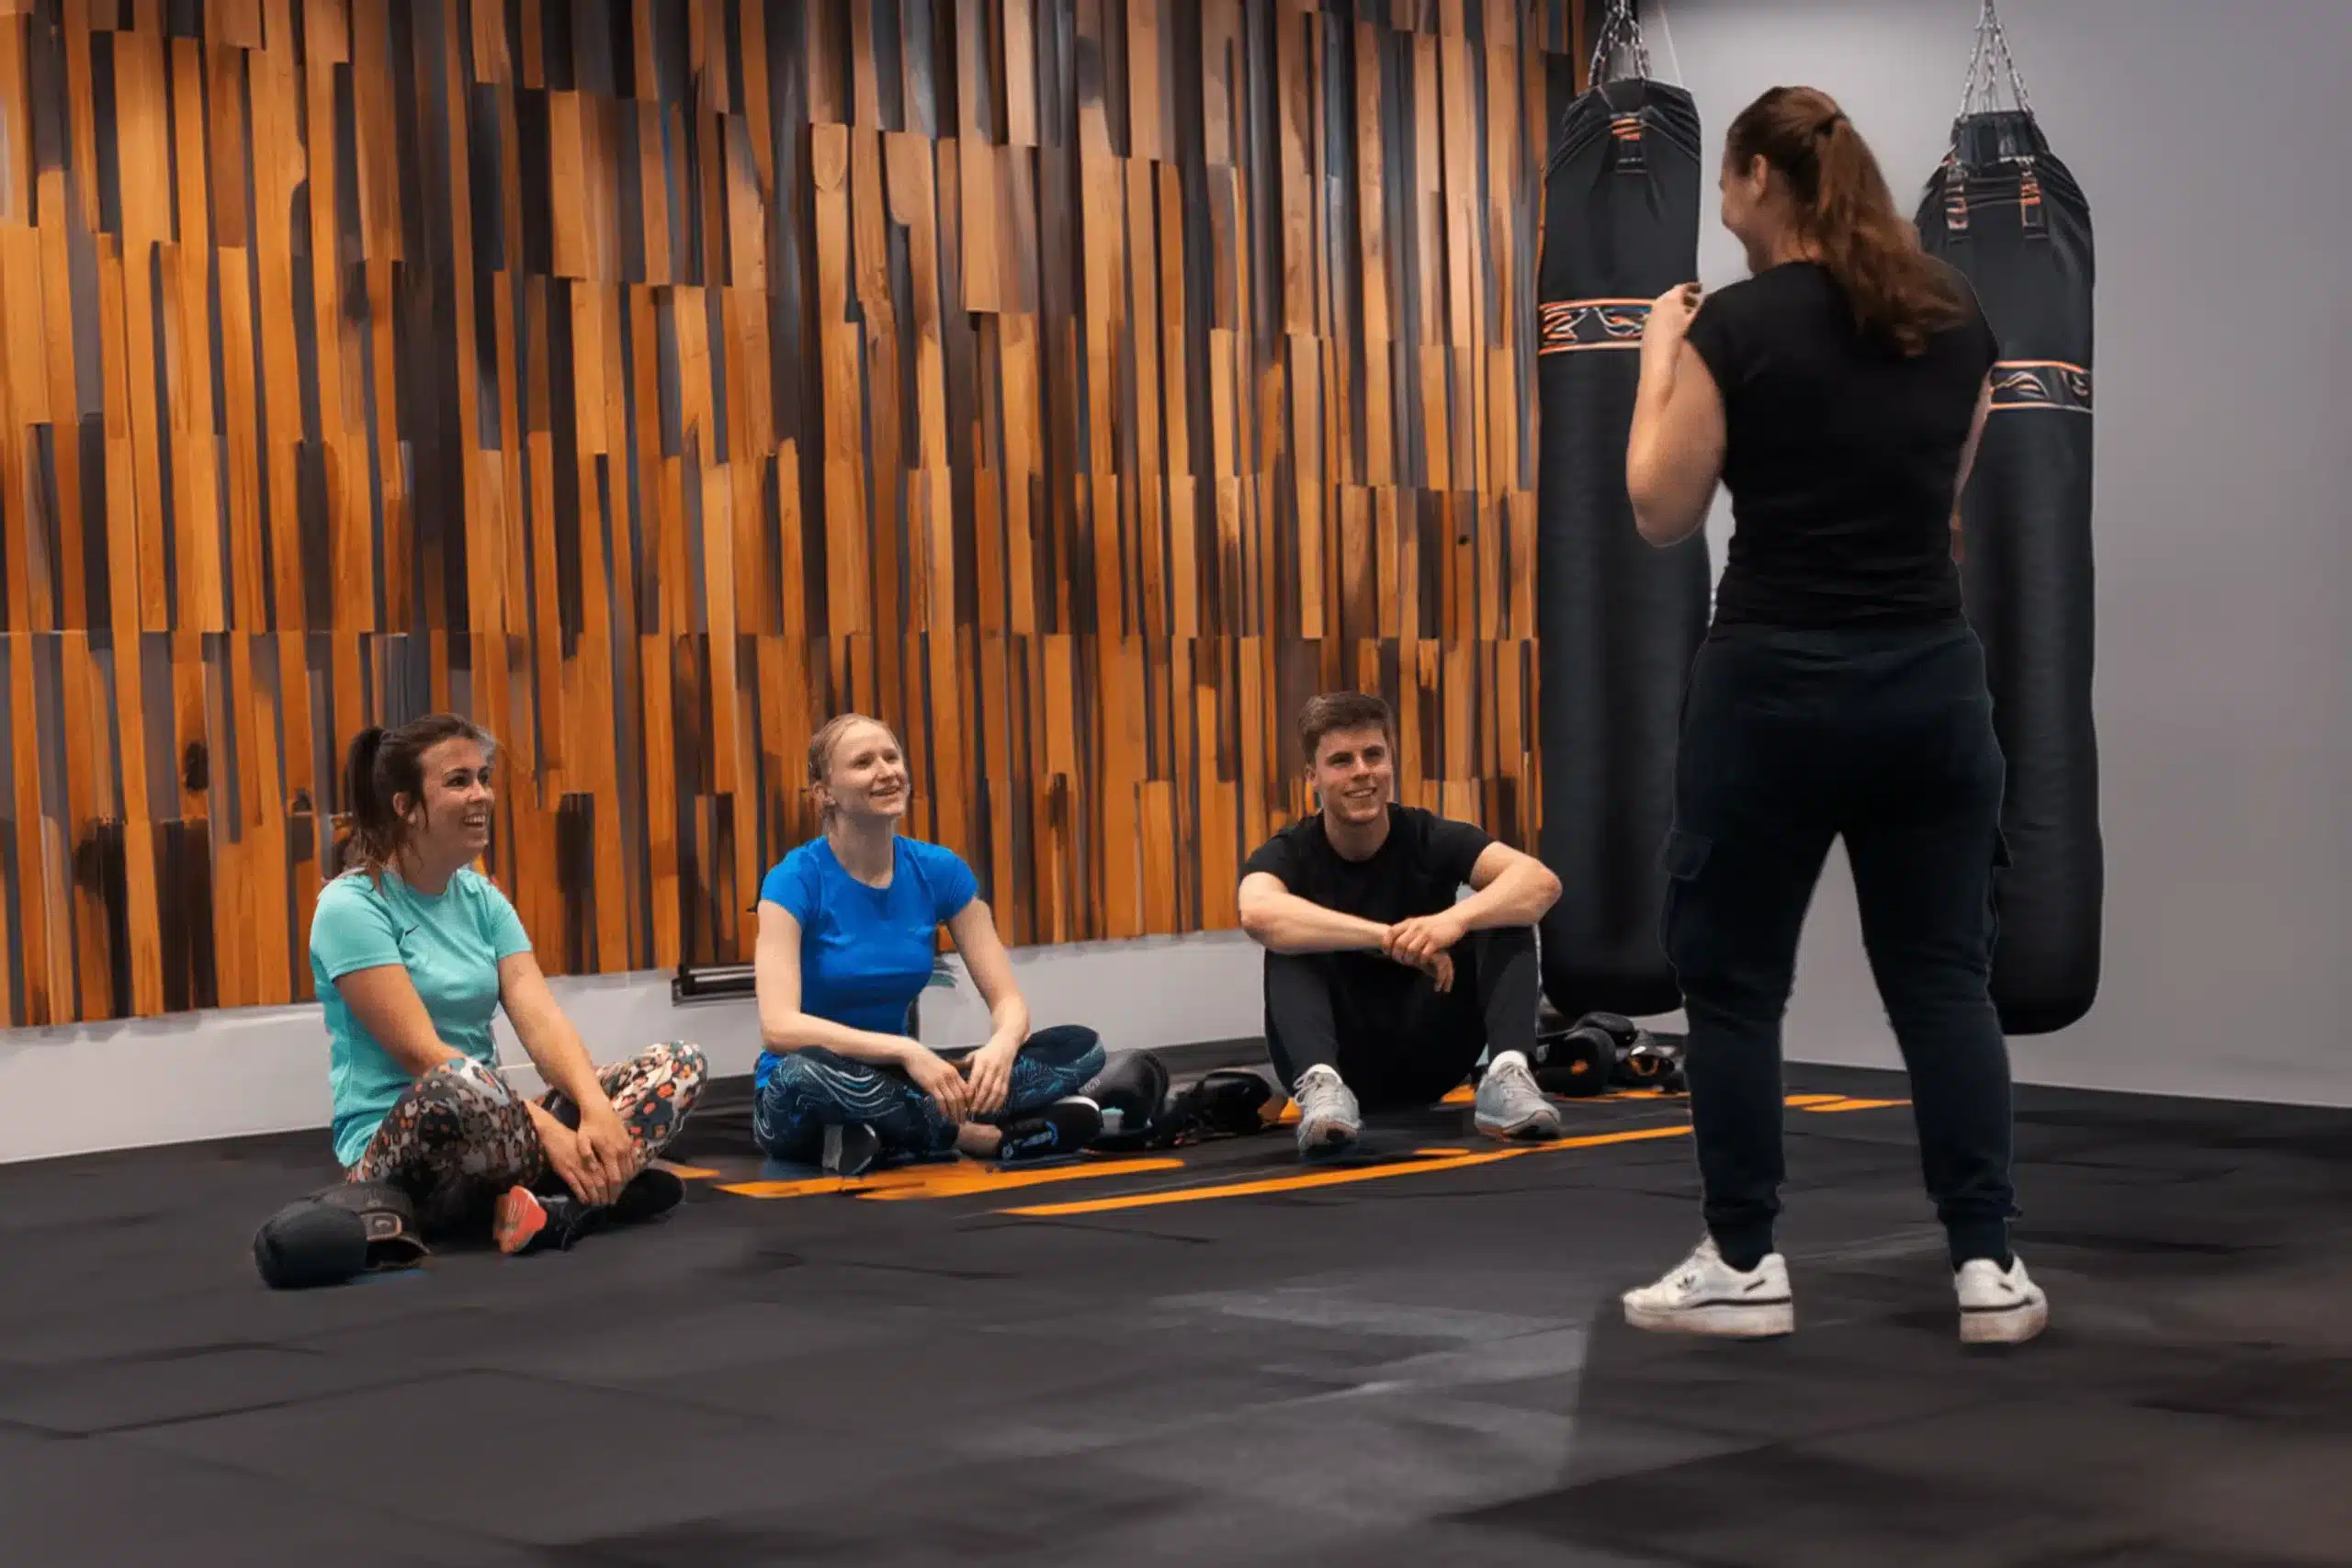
253, 1180, 429, 1290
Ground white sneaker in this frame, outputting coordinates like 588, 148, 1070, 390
1622, 1236, 1794, 1338
1291, 1064, 1361, 1156
1956, 1256, 2048, 1345
1474, 1055, 1563, 1141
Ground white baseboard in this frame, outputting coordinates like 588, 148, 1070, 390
0, 931, 1273, 1166
10, 922, 2297, 1165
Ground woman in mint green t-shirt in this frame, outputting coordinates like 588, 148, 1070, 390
311, 714, 705, 1254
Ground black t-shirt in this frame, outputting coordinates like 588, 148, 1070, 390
1686, 260, 2000, 632
1241, 805, 1492, 991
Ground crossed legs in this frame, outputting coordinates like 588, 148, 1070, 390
751, 1025, 1109, 1168
348, 1043, 707, 1236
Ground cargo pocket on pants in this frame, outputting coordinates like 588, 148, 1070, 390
1657, 828, 1714, 973
1984, 828, 2014, 958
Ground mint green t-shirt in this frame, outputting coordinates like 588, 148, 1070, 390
309, 865, 534, 1168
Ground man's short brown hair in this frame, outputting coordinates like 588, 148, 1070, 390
1296, 691, 1395, 763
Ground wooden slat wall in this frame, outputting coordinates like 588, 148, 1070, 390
0, 0, 1590, 1028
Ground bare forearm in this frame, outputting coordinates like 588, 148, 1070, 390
385, 1035, 469, 1078
983, 993, 1029, 1050
517, 1023, 605, 1104
1626, 352, 1678, 491
759, 1008, 914, 1066
1241, 891, 1392, 955
1451, 863, 1562, 932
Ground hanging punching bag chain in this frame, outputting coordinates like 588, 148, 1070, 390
1956, 0, 2038, 126
1587, 0, 1652, 87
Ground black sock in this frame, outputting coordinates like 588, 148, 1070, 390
1711, 1231, 1772, 1273
1948, 1222, 2013, 1274
1954, 1250, 2017, 1274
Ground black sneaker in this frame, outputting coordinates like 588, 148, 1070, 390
611, 1166, 685, 1225
493, 1167, 686, 1256
822, 1122, 884, 1178
995, 1097, 1103, 1167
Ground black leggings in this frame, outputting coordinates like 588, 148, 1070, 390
1662, 623, 2018, 1270
1262, 927, 1540, 1111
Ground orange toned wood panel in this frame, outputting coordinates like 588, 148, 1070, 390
0, 0, 1596, 1027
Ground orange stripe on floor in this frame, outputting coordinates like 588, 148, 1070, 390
717, 1156, 1186, 1201
655, 1162, 722, 1180
1797, 1097, 1912, 1112
998, 1124, 1697, 1218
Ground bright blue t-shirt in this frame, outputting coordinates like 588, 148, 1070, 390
755, 835, 979, 1089
309, 865, 534, 1168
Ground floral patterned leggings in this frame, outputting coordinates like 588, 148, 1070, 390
348, 1043, 707, 1235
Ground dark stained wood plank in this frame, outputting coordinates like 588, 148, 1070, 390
1074, 0, 1112, 157
276, 629, 319, 991
639, 630, 681, 964
1155, 158, 1186, 471
851, 127, 899, 667
1201, 0, 1234, 169
887, 133, 948, 477
1236, 631, 1267, 851
6, 636, 57, 1022
1039, 631, 1075, 937
61, 634, 114, 1021
363, 254, 409, 631
33, 186, 89, 636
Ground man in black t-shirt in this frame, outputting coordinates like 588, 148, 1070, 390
1238, 692, 1567, 1156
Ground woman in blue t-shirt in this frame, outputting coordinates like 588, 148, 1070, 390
310, 714, 706, 1252
751, 713, 1106, 1176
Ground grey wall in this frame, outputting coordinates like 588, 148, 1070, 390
1641, 0, 2352, 1104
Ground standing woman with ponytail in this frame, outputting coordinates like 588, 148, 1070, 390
1616, 87, 2046, 1344
311, 716, 707, 1253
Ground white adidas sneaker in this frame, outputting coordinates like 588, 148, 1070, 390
1622, 1235, 1794, 1338
1956, 1256, 2048, 1345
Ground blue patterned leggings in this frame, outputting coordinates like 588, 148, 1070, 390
752, 1024, 1106, 1166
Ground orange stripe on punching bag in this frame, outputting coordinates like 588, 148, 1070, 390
1611, 113, 1645, 175
1535, 299, 1654, 356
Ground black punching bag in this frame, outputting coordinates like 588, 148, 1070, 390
1917, 94, 2104, 1033
1533, 75, 1712, 1021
